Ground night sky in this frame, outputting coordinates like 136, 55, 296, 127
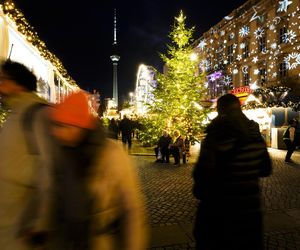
12, 0, 246, 103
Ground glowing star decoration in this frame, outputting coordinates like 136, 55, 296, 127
236, 55, 242, 61
233, 69, 239, 75
240, 43, 246, 49
254, 69, 260, 75
252, 56, 259, 63
283, 30, 297, 43
269, 24, 276, 30
277, 0, 293, 12
284, 52, 300, 69
197, 39, 207, 51
272, 72, 278, 78
239, 25, 250, 37
250, 6, 261, 22
225, 75, 232, 83
254, 27, 265, 39
271, 43, 277, 49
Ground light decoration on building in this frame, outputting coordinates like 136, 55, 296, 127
1, 0, 77, 87
254, 27, 265, 39
284, 52, 300, 70
250, 6, 261, 22
239, 25, 250, 37
277, 0, 293, 12
195, 0, 299, 89
197, 39, 207, 50
282, 30, 297, 43
252, 56, 259, 63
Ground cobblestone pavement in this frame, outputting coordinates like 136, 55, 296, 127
130, 146, 300, 250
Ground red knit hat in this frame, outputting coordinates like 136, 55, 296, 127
50, 90, 96, 129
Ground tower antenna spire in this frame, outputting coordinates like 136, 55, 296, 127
113, 8, 117, 45
110, 8, 120, 108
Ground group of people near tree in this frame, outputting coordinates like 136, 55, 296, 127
107, 115, 140, 150
154, 129, 188, 166
0, 59, 273, 250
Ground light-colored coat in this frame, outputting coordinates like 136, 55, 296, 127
87, 139, 148, 250
0, 92, 51, 250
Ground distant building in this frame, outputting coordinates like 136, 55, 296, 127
195, 0, 300, 100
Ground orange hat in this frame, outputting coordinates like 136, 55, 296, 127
50, 90, 96, 129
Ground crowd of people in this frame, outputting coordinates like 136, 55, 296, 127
0, 59, 273, 250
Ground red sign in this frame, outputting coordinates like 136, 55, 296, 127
231, 86, 252, 95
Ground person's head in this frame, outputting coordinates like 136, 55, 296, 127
50, 90, 96, 147
217, 93, 242, 115
173, 130, 180, 138
0, 60, 37, 97
162, 130, 169, 137
289, 118, 298, 126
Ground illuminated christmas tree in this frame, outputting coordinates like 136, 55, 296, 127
138, 11, 208, 146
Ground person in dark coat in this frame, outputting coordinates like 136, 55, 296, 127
119, 115, 133, 150
192, 94, 272, 250
283, 118, 298, 163
108, 118, 119, 140
170, 130, 185, 166
154, 130, 172, 163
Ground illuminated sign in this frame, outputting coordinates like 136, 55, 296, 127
231, 86, 252, 95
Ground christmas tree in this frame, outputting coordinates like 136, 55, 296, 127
138, 11, 208, 146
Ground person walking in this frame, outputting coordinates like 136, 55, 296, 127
0, 60, 52, 249
119, 115, 133, 150
192, 93, 272, 250
283, 118, 298, 163
48, 91, 148, 250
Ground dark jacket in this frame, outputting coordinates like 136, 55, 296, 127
192, 111, 272, 250
157, 135, 172, 149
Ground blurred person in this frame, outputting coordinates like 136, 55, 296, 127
48, 91, 147, 250
154, 130, 172, 163
170, 130, 185, 166
119, 115, 133, 150
108, 118, 119, 140
192, 94, 272, 250
0, 60, 51, 249
283, 118, 298, 163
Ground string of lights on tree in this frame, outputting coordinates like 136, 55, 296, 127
1, 0, 77, 86
196, 0, 300, 89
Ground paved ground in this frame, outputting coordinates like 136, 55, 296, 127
126, 141, 300, 249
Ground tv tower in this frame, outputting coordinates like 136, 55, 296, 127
110, 9, 120, 108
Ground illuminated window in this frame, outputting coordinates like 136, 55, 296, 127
258, 36, 267, 52
279, 26, 288, 44
259, 68, 266, 85
227, 44, 234, 64
279, 61, 288, 77
242, 40, 249, 58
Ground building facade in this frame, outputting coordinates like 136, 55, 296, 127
195, 0, 300, 100
0, 1, 78, 103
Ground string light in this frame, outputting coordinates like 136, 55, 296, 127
1, 0, 77, 87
